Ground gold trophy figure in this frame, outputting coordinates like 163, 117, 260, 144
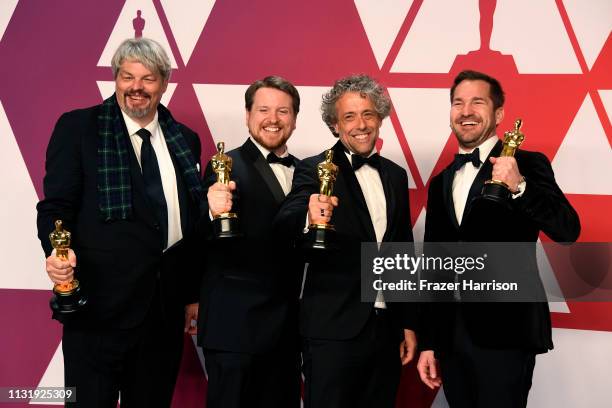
211, 141, 242, 238
305, 149, 339, 250
49, 220, 87, 313
481, 119, 525, 202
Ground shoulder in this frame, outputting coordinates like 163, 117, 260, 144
226, 142, 249, 164
168, 117, 201, 158
427, 169, 445, 194
303, 151, 328, 165
515, 149, 553, 178
176, 122, 198, 140
295, 151, 330, 173
380, 155, 405, 173
516, 149, 549, 164
379, 155, 410, 184
56, 104, 101, 128
50, 104, 102, 148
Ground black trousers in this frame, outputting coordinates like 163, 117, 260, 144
440, 311, 536, 408
62, 299, 184, 407
302, 309, 403, 408
202, 339, 301, 408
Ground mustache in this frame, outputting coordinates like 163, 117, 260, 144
125, 90, 151, 99
349, 129, 373, 136
457, 115, 479, 121
262, 121, 282, 127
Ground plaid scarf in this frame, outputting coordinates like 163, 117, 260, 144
97, 95, 203, 221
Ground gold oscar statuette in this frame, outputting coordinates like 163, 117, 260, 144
49, 220, 87, 313
481, 118, 525, 202
211, 141, 242, 238
305, 149, 339, 250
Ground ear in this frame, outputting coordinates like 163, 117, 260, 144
161, 80, 169, 94
334, 123, 339, 135
495, 106, 504, 125
245, 108, 250, 127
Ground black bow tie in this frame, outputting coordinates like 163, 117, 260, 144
267, 152, 294, 167
451, 148, 481, 172
352, 153, 381, 171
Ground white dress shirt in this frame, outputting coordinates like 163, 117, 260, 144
452, 136, 498, 225
122, 111, 182, 250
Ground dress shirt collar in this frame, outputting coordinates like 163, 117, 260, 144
121, 110, 159, 137
249, 136, 290, 159
458, 135, 498, 164
344, 147, 376, 165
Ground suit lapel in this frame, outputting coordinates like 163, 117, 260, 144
242, 138, 285, 205
462, 140, 502, 220
332, 141, 377, 241
379, 159, 395, 242
442, 165, 459, 230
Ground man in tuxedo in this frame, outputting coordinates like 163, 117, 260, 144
196, 76, 302, 408
37, 38, 203, 407
416, 70, 580, 407
275, 74, 418, 408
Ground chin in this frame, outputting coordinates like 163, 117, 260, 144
260, 136, 287, 151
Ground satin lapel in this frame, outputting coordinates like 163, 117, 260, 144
462, 140, 502, 220
379, 160, 395, 242
332, 141, 376, 241
442, 165, 459, 230
242, 138, 285, 205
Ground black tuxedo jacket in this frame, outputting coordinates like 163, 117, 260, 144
274, 141, 418, 340
37, 102, 203, 329
197, 138, 303, 353
422, 139, 580, 355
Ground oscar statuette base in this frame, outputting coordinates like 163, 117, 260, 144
50, 280, 87, 314
213, 213, 243, 239
302, 223, 337, 251
481, 180, 511, 203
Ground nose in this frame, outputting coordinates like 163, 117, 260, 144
356, 115, 367, 130
132, 78, 144, 90
268, 110, 279, 123
460, 103, 473, 117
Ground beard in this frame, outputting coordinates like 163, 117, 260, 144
121, 91, 152, 119
249, 125, 290, 151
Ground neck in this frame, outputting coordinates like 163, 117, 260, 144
459, 133, 496, 151
341, 142, 374, 157
272, 145, 287, 156
131, 113, 156, 128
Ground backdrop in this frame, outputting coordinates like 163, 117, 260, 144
0, 0, 610, 407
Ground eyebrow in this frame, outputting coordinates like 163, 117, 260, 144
452, 96, 487, 102
119, 70, 156, 78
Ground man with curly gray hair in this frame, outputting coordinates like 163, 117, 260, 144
275, 74, 418, 407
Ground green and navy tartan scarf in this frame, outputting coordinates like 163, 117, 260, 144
97, 94, 203, 221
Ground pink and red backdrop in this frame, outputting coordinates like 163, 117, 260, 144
0, 0, 610, 407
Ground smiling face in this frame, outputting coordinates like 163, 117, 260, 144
334, 92, 382, 157
246, 87, 297, 154
115, 59, 167, 127
450, 79, 504, 149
